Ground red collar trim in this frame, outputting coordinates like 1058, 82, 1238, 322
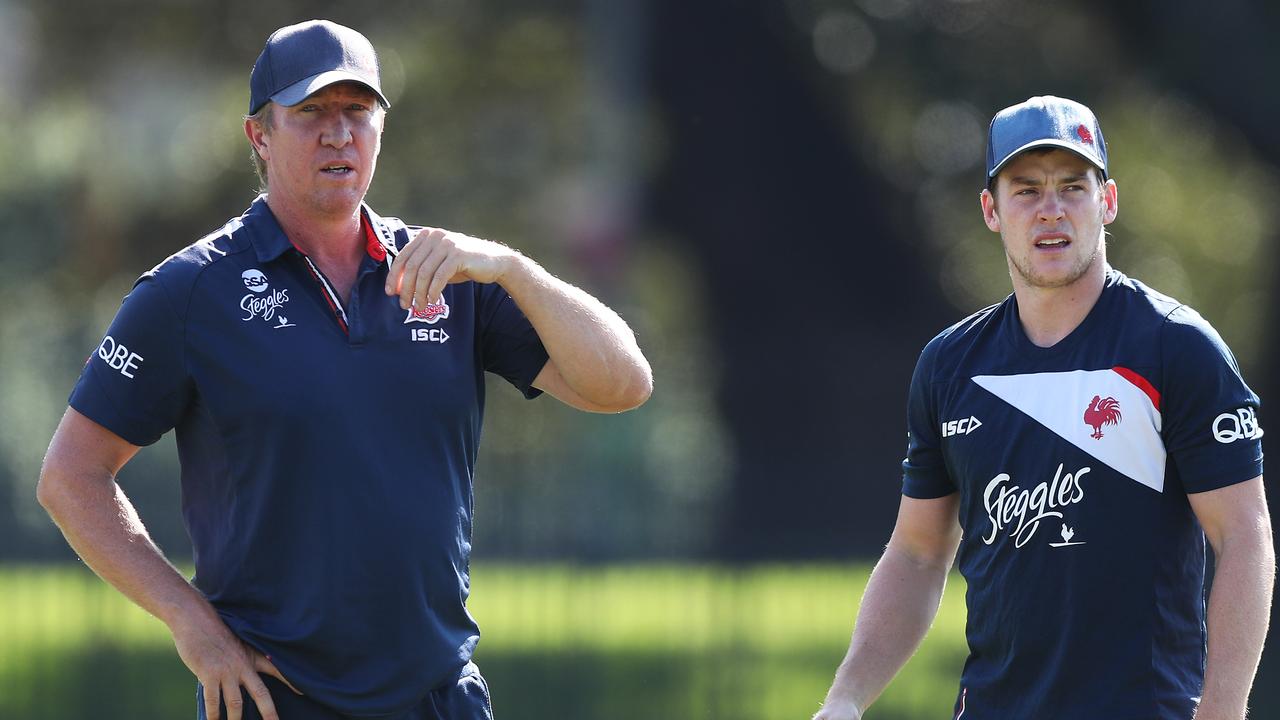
284, 214, 388, 263
362, 213, 387, 262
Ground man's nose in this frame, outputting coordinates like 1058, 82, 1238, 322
321, 113, 353, 148
1038, 192, 1065, 222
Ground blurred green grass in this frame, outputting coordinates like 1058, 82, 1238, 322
0, 564, 968, 719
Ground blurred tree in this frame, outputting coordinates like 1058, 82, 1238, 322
649, 0, 948, 558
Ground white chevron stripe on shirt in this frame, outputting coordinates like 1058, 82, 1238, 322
973, 368, 1166, 493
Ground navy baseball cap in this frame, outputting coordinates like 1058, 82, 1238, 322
249, 20, 390, 115
985, 95, 1107, 182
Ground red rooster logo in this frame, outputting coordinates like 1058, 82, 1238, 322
1084, 395, 1121, 439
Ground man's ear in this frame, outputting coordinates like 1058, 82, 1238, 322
1101, 179, 1118, 225
980, 188, 1001, 233
244, 118, 269, 161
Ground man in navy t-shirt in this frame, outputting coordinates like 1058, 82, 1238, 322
36, 20, 652, 720
815, 96, 1273, 720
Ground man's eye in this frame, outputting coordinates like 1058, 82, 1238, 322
1016, 188, 1037, 196
1064, 185, 1084, 192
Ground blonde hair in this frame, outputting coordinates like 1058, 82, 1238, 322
245, 103, 275, 191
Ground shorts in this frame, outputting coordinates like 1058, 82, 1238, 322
197, 661, 495, 720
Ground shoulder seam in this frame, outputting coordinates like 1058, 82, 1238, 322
1156, 301, 1193, 395
1161, 301, 1188, 323
157, 235, 256, 377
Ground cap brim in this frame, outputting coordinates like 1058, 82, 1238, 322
269, 70, 390, 110
988, 139, 1106, 179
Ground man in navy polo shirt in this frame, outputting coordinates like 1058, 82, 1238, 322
814, 97, 1273, 719
37, 20, 652, 720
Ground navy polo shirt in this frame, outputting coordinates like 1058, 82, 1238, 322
69, 196, 549, 717
903, 267, 1263, 719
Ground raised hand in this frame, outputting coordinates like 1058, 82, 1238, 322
385, 227, 518, 310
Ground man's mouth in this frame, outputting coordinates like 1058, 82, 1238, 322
321, 164, 353, 175
1035, 234, 1070, 248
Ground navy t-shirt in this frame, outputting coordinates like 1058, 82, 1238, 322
903, 267, 1264, 720
69, 197, 549, 717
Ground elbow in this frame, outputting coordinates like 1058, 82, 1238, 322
36, 463, 63, 515
36, 455, 82, 519
587, 363, 653, 414
613, 363, 654, 412
626, 364, 655, 409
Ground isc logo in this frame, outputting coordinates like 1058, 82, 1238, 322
411, 328, 450, 344
941, 416, 982, 438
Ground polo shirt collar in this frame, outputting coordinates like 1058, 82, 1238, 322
246, 194, 400, 265
361, 204, 401, 263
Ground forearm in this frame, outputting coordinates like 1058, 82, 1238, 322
1195, 530, 1275, 720
498, 254, 652, 408
822, 545, 951, 715
38, 468, 213, 632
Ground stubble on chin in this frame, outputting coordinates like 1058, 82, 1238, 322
1006, 242, 1102, 290
306, 187, 366, 219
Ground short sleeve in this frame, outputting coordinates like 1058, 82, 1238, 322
902, 336, 956, 498
68, 274, 192, 446
1161, 306, 1263, 494
474, 282, 549, 399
